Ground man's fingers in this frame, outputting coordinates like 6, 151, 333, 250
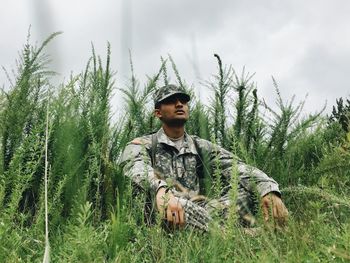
272, 202, 279, 220
166, 207, 173, 222
284, 205, 289, 218
262, 203, 269, 222
279, 203, 289, 225
277, 202, 285, 218
162, 196, 186, 226
172, 211, 179, 224
179, 210, 185, 226
273, 199, 288, 226
167, 210, 184, 225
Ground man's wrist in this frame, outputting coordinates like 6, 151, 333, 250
156, 186, 174, 211
156, 185, 174, 199
156, 186, 166, 197
262, 191, 281, 198
156, 185, 167, 195
155, 179, 168, 193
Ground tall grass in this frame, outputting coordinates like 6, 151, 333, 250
0, 34, 349, 262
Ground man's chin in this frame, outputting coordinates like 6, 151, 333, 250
163, 118, 187, 127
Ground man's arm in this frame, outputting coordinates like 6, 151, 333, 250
119, 140, 185, 226
194, 137, 288, 225
194, 137, 280, 196
236, 161, 281, 197
119, 140, 167, 193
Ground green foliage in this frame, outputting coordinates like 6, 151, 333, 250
0, 34, 349, 262
207, 54, 232, 146
329, 97, 350, 132
119, 55, 162, 138
187, 101, 210, 140
53, 202, 107, 262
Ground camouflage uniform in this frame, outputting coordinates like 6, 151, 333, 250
119, 84, 280, 231
119, 128, 280, 231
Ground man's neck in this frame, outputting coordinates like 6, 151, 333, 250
162, 124, 185, 139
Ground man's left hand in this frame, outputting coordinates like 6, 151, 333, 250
261, 192, 288, 227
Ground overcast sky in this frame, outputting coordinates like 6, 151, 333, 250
1, 0, 349, 116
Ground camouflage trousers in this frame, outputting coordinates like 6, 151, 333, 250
169, 187, 258, 232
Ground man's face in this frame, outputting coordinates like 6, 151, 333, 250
155, 94, 189, 127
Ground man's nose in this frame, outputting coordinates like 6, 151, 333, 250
175, 98, 183, 107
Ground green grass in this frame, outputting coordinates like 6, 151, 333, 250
0, 33, 349, 262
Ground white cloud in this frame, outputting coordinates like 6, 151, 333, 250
1, 0, 349, 116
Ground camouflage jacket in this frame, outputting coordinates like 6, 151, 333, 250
119, 128, 280, 199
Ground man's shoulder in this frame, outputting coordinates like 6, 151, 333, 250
188, 134, 234, 156
188, 134, 211, 148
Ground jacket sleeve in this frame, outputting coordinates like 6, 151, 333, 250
195, 137, 280, 197
119, 141, 167, 193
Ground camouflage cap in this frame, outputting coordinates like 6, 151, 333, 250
154, 84, 191, 105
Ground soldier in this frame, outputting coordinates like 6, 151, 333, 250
120, 84, 288, 231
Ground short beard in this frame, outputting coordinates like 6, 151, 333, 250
161, 118, 187, 127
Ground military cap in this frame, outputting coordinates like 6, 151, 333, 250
154, 84, 191, 105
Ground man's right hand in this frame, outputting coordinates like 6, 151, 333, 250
156, 187, 185, 226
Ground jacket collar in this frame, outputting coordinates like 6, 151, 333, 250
156, 127, 198, 155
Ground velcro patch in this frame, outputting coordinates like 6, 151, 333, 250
131, 139, 143, 145
130, 137, 151, 145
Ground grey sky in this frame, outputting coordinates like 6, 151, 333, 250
1, 0, 349, 116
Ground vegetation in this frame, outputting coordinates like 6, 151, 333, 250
0, 33, 349, 262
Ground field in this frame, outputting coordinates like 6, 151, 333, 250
0, 33, 349, 262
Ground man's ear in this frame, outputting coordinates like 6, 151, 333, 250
154, 108, 162, 118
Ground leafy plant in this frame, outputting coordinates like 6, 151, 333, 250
0, 33, 349, 262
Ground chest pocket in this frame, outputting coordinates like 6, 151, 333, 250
154, 150, 174, 179
178, 154, 198, 189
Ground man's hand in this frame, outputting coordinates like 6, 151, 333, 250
261, 192, 288, 227
156, 187, 185, 226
